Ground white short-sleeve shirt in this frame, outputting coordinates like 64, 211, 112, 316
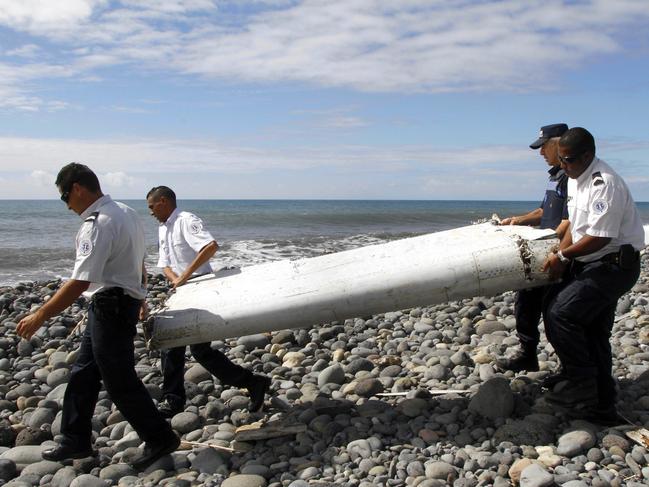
71, 195, 147, 299
567, 157, 645, 262
157, 208, 215, 276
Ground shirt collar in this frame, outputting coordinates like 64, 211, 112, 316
548, 165, 562, 176
80, 194, 112, 219
163, 208, 180, 227
575, 156, 599, 185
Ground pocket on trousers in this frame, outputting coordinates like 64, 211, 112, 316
92, 295, 120, 323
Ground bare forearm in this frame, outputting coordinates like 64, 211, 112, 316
561, 235, 611, 260
501, 208, 543, 226
178, 241, 218, 281
554, 219, 570, 240
163, 267, 178, 282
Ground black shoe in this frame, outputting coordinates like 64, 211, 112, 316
545, 378, 598, 408
496, 351, 539, 373
248, 374, 271, 412
158, 397, 183, 418
129, 434, 180, 471
42, 443, 94, 462
540, 372, 567, 390
581, 405, 625, 426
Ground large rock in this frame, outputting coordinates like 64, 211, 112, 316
520, 463, 554, 487
184, 364, 212, 384
493, 420, 554, 446
171, 412, 201, 434
27, 408, 56, 429
317, 364, 346, 387
0, 445, 48, 472
424, 461, 458, 480
45, 384, 67, 403
237, 334, 270, 351
20, 460, 62, 477
221, 474, 267, 487
190, 448, 227, 474
468, 377, 514, 419
46, 368, 70, 388
0, 421, 16, 447
51, 466, 76, 487
99, 464, 137, 483
509, 458, 534, 484
353, 378, 384, 397
6, 384, 35, 401
557, 430, 596, 456
15, 427, 51, 447
70, 474, 110, 487
0, 458, 16, 482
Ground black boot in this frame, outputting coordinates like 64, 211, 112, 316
496, 349, 539, 372
544, 377, 598, 408
247, 374, 271, 412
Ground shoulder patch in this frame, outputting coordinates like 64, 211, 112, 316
592, 171, 605, 187
78, 239, 93, 256
189, 220, 203, 235
592, 198, 608, 215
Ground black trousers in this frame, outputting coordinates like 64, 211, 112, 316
514, 286, 547, 352
61, 289, 174, 448
543, 259, 640, 407
161, 342, 252, 403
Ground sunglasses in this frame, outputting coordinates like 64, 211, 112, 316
559, 152, 584, 164
60, 183, 75, 203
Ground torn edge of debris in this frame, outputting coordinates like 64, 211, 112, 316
512, 235, 534, 281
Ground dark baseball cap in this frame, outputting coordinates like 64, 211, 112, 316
529, 123, 569, 149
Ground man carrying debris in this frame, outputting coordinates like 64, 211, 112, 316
542, 127, 644, 423
146, 186, 271, 417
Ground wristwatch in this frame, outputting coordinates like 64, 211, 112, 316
556, 250, 570, 264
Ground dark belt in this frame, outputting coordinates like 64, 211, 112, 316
572, 245, 640, 273
92, 287, 139, 303
599, 250, 639, 265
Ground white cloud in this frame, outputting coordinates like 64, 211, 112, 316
0, 133, 647, 200
5, 43, 40, 57
0, 0, 106, 31
102, 171, 138, 188
0, 135, 533, 178
29, 169, 55, 186
0, 0, 647, 106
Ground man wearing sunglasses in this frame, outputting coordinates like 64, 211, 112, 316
496, 123, 569, 373
542, 127, 644, 423
146, 186, 271, 418
16, 163, 179, 470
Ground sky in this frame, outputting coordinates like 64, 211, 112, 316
0, 0, 648, 201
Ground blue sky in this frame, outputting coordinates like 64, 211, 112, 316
0, 0, 648, 200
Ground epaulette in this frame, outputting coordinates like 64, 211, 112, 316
592, 171, 604, 186
84, 211, 99, 223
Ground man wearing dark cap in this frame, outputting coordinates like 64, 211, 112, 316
496, 123, 569, 373
542, 127, 644, 423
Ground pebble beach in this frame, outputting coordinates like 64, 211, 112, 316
1, 259, 649, 487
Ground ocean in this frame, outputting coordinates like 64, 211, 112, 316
2, 199, 648, 287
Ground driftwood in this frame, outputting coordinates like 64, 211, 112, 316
235, 420, 307, 441
67, 312, 87, 337
626, 427, 649, 449
377, 389, 472, 397
180, 440, 239, 453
